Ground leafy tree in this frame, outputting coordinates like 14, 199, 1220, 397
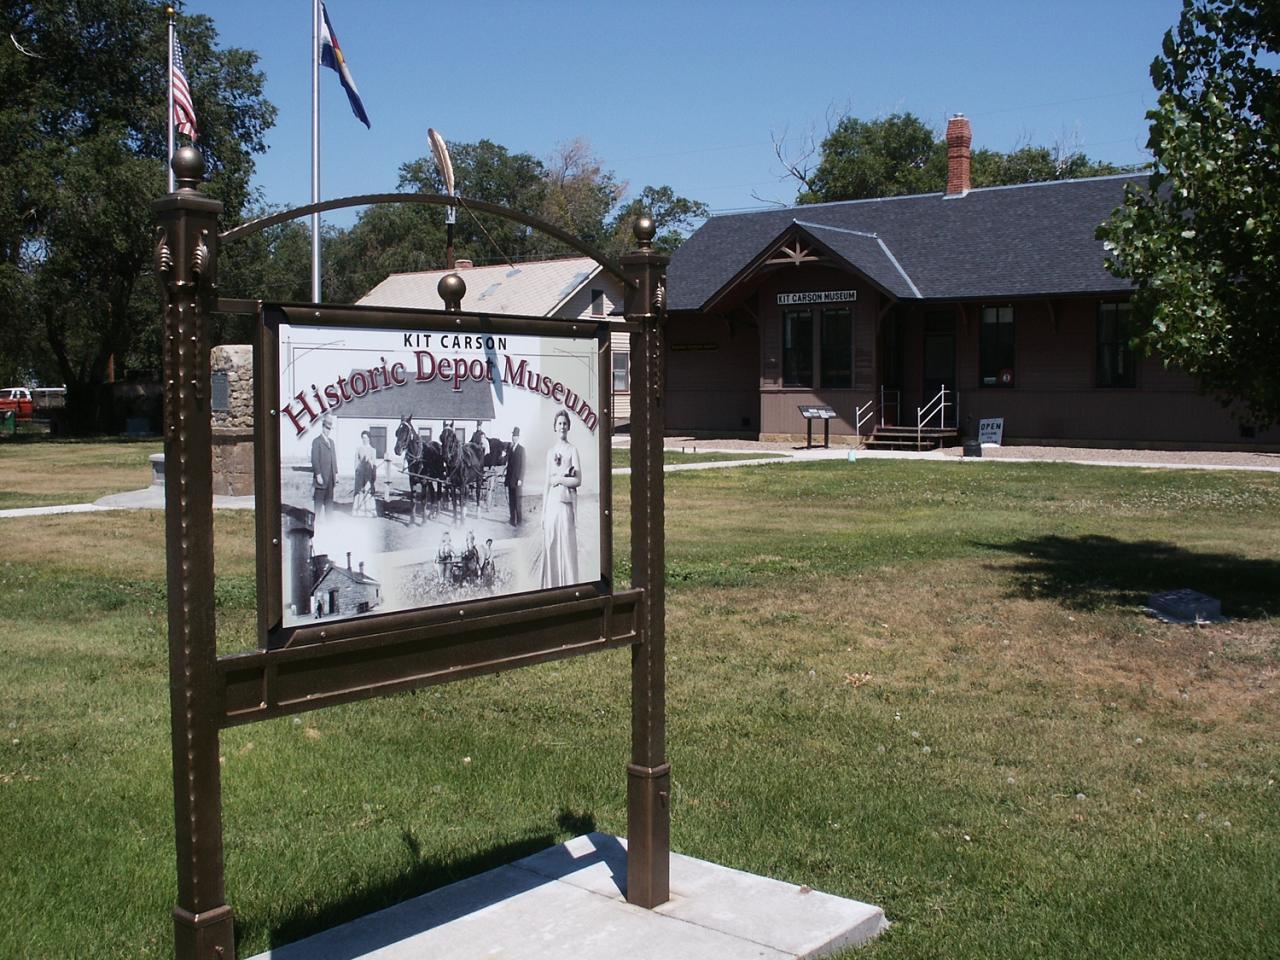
208, 211, 315, 344
327, 138, 707, 298
782, 112, 1129, 203
323, 204, 441, 303
0, 0, 274, 431
1098, 0, 1280, 425
219, 215, 314, 304
396, 138, 547, 262
795, 113, 945, 203
971, 144, 1122, 188
607, 185, 709, 256
539, 138, 624, 254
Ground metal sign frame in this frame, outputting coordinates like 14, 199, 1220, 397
153, 148, 669, 960
253, 303, 615, 653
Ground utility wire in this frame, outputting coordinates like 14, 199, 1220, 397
456, 196, 518, 272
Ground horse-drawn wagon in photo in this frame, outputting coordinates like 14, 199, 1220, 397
328, 368, 504, 524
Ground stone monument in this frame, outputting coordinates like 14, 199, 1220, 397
211, 344, 254, 495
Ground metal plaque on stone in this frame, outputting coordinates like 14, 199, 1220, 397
211, 371, 231, 412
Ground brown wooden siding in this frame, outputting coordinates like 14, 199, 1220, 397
934, 297, 1280, 445
666, 312, 760, 433
668, 256, 1279, 447
754, 266, 881, 436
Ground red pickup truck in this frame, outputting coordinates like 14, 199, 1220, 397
0, 387, 34, 421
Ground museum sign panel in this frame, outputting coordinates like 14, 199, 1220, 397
261, 311, 610, 646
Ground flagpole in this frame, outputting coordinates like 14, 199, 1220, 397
311, 0, 322, 302
167, 6, 176, 192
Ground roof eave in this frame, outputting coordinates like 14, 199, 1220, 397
699, 222, 909, 315
545, 263, 605, 317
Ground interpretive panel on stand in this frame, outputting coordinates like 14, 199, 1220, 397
259, 305, 610, 647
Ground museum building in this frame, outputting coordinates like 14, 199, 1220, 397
665, 116, 1279, 449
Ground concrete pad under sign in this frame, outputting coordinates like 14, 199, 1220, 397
247, 833, 886, 960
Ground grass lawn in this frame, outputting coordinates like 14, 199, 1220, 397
0, 442, 777, 510
1, 454, 1277, 959
611, 448, 786, 468
0, 438, 156, 508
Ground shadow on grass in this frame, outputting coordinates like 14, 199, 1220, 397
246, 808, 599, 956
984, 534, 1280, 618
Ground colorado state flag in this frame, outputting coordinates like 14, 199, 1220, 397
319, 3, 370, 128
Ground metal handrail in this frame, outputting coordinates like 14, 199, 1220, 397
855, 400, 875, 440
916, 384, 951, 449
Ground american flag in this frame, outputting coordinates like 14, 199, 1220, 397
172, 37, 198, 140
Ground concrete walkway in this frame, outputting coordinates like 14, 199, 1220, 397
4, 443, 1278, 520
0, 484, 254, 518
660, 444, 1280, 473
246, 833, 886, 960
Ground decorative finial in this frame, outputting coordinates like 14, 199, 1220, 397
172, 146, 204, 192
633, 214, 656, 250
438, 272, 466, 312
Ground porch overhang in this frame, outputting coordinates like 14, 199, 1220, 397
700, 221, 920, 315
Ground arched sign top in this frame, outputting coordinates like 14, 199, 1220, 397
219, 192, 638, 290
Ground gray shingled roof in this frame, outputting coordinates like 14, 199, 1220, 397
668, 174, 1144, 312
360, 258, 599, 315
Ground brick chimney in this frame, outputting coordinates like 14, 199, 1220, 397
945, 114, 972, 198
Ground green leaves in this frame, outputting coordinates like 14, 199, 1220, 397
800, 113, 946, 203
324, 138, 707, 298
1, 0, 274, 430
797, 112, 1129, 204
1098, 0, 1280, 425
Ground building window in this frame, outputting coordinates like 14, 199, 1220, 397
612, 351, 630, 392
782, 309, 814, 387
368, 426, 387, 459
819, 308, 853, 389
979, 306, 1015, 387
1097, 302, 1136, 387
590, 288, 605, 318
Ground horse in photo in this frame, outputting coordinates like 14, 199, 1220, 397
394, 416, 442, 524
439, 423, 486, 519
483, 436, 510, 469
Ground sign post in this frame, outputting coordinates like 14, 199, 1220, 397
153, 149, 671, 958
153, 148, 236, 959
622, 217, 670, 907
798, 404, 837, 448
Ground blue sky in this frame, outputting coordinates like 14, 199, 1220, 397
185, 0, 1184, 228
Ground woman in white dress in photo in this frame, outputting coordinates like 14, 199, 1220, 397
541, 409, 581, 587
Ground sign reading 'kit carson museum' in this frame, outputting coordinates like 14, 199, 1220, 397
777, 289, 857, 305
273, 319, 605, 633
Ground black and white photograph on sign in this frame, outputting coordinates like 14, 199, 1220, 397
275, 322, 603, 629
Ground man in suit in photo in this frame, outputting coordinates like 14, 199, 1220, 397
505, 427, 525, 526
312, 415, 338, 518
